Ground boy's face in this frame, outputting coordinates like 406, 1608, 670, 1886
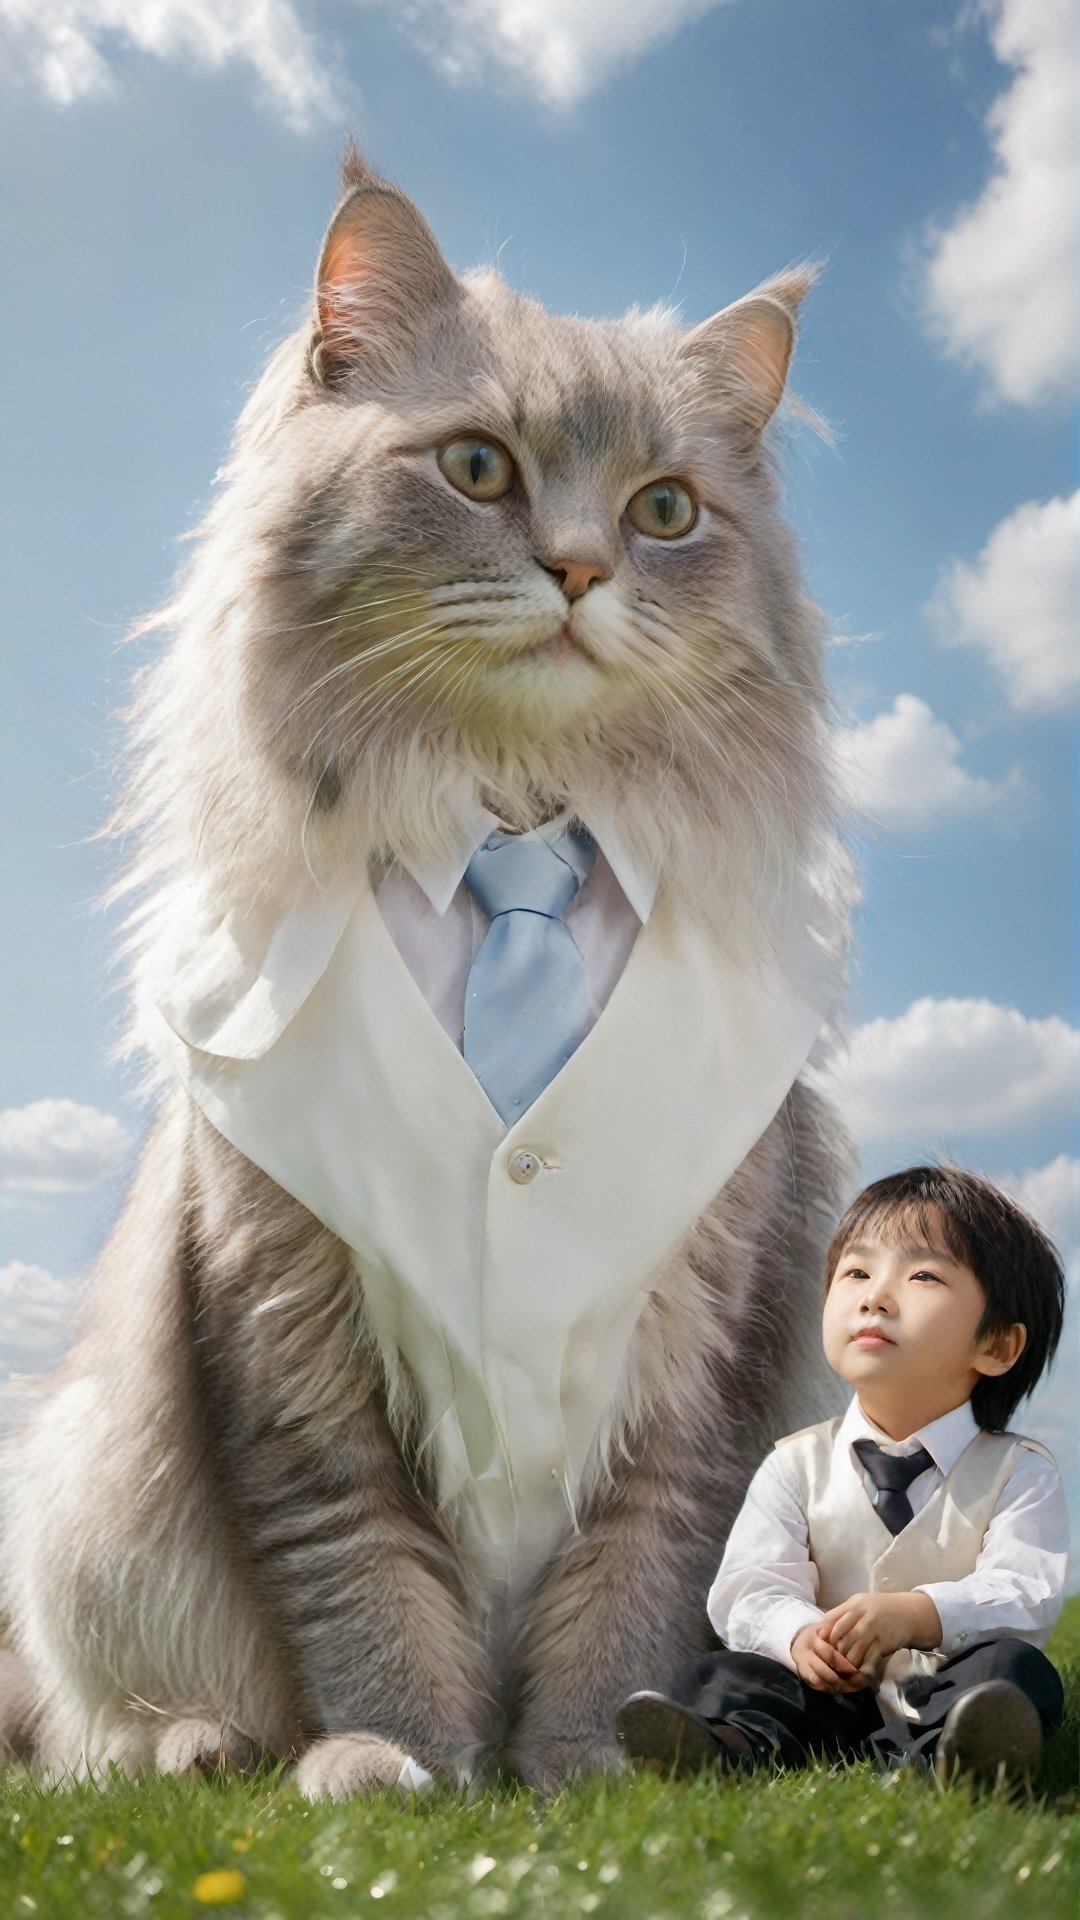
821, 1210, 1025, 1433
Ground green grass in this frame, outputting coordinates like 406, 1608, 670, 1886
3, 1601, 1078, 1920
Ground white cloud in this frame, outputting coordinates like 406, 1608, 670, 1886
1003, 1153, 1080, 1263
393, 0, 729, 108
930, 492, 1080, 714
836, 693, 1023, 831
0, 1260, 78, 1383
919, 0, 1079, 406
0, 1099, 131, 1194
0, 0, 734, 120
814, 999, 1078, 1143
0, 0, 340, 130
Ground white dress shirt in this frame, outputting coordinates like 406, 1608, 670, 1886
707, 1396, 1068, 1670
375, 801, 657, 1056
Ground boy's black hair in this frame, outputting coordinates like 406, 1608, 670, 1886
824, 1165, 1066, 1431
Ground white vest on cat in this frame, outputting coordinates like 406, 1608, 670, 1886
777, 1416, 1052, 1709
144, 856, 841, 1594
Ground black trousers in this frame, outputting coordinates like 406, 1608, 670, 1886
670, 1637, 1064, 1769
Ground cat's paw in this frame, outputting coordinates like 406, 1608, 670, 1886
155, 1717, 263, 1778
509, 1736, 627, 1792
295, 1732, 413, 1802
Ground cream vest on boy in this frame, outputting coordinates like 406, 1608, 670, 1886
143, 851, 841, 1596
777, 1416, 1053, 1709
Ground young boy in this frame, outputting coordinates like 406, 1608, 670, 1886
616, 1166, 1069, 1784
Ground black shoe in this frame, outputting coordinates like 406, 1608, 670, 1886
614, 1691, 752, 1777
934, 1680, 1042, 1788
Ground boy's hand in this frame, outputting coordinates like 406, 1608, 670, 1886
820, 1590, 942, 1670
790, 1623, 870, 1693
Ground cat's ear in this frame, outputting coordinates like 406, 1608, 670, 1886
311, 162, 456, 387
681, 264, 819, 435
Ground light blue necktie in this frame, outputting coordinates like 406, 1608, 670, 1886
462, 826, 597, 1125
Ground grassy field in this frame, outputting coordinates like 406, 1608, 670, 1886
3, 1601, 1077, 1920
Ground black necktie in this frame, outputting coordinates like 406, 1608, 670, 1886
852, 1440, 936, 1536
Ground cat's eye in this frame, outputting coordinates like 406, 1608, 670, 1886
437, 438, 515, 502
626, 479, 697, 539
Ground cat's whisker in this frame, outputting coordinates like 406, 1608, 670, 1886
264, 658, 417, 827
624, 644, 729, 773
351, 629, 464, 708
303, 621, 445, 702
290, 606, 439, 674
371, 636, 479, 728
294, 626, 453, 779
261, 588, 429, 640
643, 615, 818, 763
429, 638, 494, 729
269, 621, 449, 746
336, 629, 468, 738
627, 634, 815, 822
339, 638, 476, 769
265, 619, 427, 712
294, 654, 450, 863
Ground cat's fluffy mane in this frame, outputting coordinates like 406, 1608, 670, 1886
109, 161, 846, 1054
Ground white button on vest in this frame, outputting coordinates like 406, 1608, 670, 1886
508, 1149, 542, 1184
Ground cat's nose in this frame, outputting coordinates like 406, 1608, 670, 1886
539, 557, 612, 600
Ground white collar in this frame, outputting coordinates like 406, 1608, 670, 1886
397, 797, 660, 924
839, 1395, 979, 1478
145, 784, 841, 1068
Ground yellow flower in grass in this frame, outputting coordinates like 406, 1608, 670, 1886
193, 1867, 247, 1904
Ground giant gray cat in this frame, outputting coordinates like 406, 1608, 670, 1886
1, 151, 852, 1796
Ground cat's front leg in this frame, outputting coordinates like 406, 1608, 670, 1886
505, 1415, 725, 1789
191, 1127, 492, 1799
285, 1502, 488, 1797
234, 1402, 492, 1799
505, 1539, 697, 1788
222, 1393, 492, 1799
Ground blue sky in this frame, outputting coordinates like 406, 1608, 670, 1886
1, 1, 1076, 1548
